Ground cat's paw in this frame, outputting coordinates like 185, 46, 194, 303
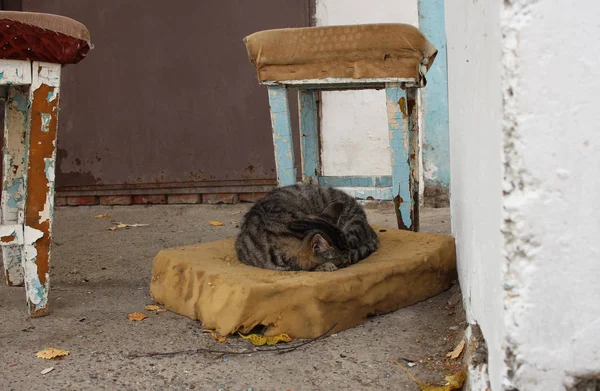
314, 262, 338, 272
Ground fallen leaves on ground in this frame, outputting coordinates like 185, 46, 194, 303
127, 312, 148, 321
446, 339, 465, 359
238, 332, 292, 346
389, 358, 466, 391
203, 329, 227, 343
41, 367, 54, 374
93, 213, 110, 219
209, 221, 224, 226
36, 348, 70, 360
144, 304, 166, 313
108, 223, 149, 231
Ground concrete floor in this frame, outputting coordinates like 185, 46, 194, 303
0, 203, 464, 391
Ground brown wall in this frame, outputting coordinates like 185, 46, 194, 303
20, 0, 312, 197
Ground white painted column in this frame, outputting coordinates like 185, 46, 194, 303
446, 0, 600, 389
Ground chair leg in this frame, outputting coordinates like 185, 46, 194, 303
298, 90, 320, 184
1, 85, 29, 286
22, 62, 61, 317
267, 85, 296, 186
406, 88, 420, 231
385, 83, 419, 231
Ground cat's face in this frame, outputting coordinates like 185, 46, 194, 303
309, 233, 351, 268
288, 201, 351, 270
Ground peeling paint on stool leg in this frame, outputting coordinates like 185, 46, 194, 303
0, 60, 32, 86
22, 62, 61, 317
23, 226, 46, 307
267, 85, 296, 186
386, 83, 417, 231
298, 90, 320, 184
1, 85, 30, 286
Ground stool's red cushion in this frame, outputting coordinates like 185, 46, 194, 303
0, 11, 91, 65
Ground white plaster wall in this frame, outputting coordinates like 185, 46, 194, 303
501, 0, 600, 389
445, 1, 505, 389
447, 0, 600, 389
315, 0, 419, 177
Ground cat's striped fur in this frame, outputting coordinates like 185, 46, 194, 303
235, 184, 379, 271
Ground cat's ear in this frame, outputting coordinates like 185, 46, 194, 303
320, 202, 344, 225
311, 234, 332, 255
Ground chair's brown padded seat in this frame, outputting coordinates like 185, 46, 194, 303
244, 23, 437, 83
0, 11, 91, 64
150, 226, 456, 339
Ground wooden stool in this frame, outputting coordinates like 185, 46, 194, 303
0, 11, 91, 316
244, 24, 437, 231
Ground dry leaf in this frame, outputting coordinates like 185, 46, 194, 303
41, 367, 54, 374
389, 358, 466, 391
231, 221, 238, 225
36, 348, 70, 360
93, 213, 110, 219
238, 332, 292, 346
144, 304, 166, 313
209, 221, 224, 226
202, 329, 227, 343
127, 312, 148, 321
446, 339, 465, 359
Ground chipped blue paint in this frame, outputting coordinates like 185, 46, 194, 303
386, 84, 412, 229
419, 0, 450, 190
12, 92, 28, 112
354, 187, 394, 200
336, 187, 394, 200
6, 179, 23, 209
2, 86, 29, 287
298, 90, 320, 183
3, 247, 23, 281
0, 71, 4, 80
40, 113, 51, 132
318, 176, 392, 188
46, 90, 55, 102
267, 85, 296, 186
23, 268, 47, 307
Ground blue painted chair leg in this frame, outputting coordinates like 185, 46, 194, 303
267, 85, 296, 186
385, 83, 419, 231
298, 90, 320, 184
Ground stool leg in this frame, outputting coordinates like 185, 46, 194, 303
22, 62, 61, 317
298, 90, 320, 184
386, 83, 420, 231
267, 85, 296, 186
1, 85, 29, 286
406, 88, 420, 231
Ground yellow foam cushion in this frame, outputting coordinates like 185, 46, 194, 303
150, 227, 456, 339
244, 24, 437, 83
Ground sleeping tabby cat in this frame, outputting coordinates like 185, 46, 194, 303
235, 184, 379, 271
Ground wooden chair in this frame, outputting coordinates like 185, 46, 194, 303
0, 11, 91, 316
244, 24, 437, 231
